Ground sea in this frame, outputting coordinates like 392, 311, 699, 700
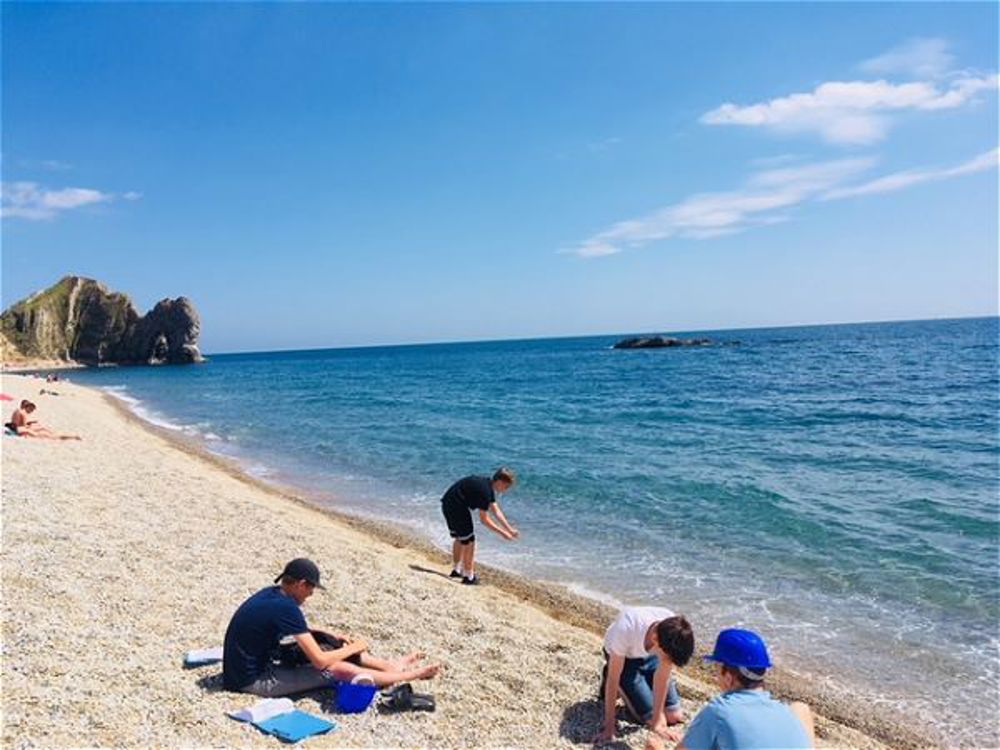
61, 316, 998, 745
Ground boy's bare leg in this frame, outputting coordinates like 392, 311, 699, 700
451, 540, 463, 572
24, 425, 80, 440
357, 651, 426, 672
324, 660, 440, 687
460, 541, 476, 579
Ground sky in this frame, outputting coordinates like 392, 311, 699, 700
2, 2, 997, 353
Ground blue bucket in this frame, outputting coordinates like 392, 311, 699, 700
335, 681, 379, 713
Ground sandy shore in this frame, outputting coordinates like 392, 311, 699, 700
1, 374, 916, 749
1, 359, 85, 373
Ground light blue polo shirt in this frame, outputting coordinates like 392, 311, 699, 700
682, 690, 810, 750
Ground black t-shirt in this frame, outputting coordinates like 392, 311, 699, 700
223, 586, 309, 690
441, 475, 495, 511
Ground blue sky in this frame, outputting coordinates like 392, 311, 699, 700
2, 3, 997, 353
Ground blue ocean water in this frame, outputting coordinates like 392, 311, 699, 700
66, 317, 998, 743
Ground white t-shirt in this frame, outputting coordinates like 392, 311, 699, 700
603, 606, 676, 659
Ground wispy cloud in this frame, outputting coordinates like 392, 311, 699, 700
700, 75, 999, 145
39, 159, 73, 172
821, 148, 999, 200
569, 157, 874, 257
860, 38, 955, 79
749, 153, 805, 168
1, 181, 138, 220
568, 149, 997, 257
566, 40, 997, 258
15, 158, 74, 172
587, 137, 622, 153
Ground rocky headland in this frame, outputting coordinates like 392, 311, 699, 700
1, 276, 204, 368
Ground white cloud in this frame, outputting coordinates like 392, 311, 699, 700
568, 149, 997, 257
15, 158, 73, 172
860, 38, 955, 79
0, 181, 138, 221
822, 148, 999, 200
587, 137, 622, 153
567, 157, 874, 257
749, 153, 805, 168
40, 159, 73, 172
700, 75, 999, 145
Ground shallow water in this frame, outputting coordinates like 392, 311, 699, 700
65, 317, 999, 745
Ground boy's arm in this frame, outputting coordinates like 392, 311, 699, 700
672, 701, 720, 750
648, 662, 681, 741
789, 702, 815, 747
595, 653, 625, 744
311, 628, 353, 643
478, 509, 514, 540
488, 502, 519, 537
293, 632, 368, 670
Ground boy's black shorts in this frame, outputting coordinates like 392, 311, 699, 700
442, 499, 475, 542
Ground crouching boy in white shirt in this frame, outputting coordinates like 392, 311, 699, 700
595, 606, 695, 746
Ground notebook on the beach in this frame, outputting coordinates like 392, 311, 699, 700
183, 646, 224, 667
229, 698, 295, 723
255, 711, 336, 743
229, 698, 337, 743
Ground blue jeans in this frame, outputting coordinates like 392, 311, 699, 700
602, 653, 681, 723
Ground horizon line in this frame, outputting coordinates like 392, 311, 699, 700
205, 312, 998, 357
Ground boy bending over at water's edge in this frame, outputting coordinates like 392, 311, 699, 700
440, 467, 520, 586
223, 558, 440, 697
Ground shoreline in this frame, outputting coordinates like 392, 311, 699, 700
1, 359, 86, 373
98, 382, 925, 749
2, 373, 924, 748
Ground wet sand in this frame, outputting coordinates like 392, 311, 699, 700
1, 373, 922, 748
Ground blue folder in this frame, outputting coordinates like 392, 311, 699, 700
254, 710, 337, 744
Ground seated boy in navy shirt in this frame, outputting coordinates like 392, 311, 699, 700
223, 558, 440, 696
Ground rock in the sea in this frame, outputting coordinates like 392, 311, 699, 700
0, 276, 204, 366
613, 336, 712, 349
126, 297, 203, 365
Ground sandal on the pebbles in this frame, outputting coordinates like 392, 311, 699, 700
381, 683, 436, 712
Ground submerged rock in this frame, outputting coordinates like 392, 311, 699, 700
613, 336, 712, 349
1, 276, 204, 366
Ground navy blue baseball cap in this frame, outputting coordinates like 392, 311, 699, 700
274, 558, 325, 589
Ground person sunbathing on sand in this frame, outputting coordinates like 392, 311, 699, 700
223, 558, 440, 697
595, 607, 695, 746
5, 400, 81, 440
647, 629, 815, 750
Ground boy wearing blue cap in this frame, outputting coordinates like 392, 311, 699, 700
659, 628, 814, 750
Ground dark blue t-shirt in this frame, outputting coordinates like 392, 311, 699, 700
441, 475, 495, 511
223, 586, 309, 690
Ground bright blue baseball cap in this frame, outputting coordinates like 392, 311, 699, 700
704, 629, 773, 680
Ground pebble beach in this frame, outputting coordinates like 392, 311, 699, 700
1, 373, 914, 749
